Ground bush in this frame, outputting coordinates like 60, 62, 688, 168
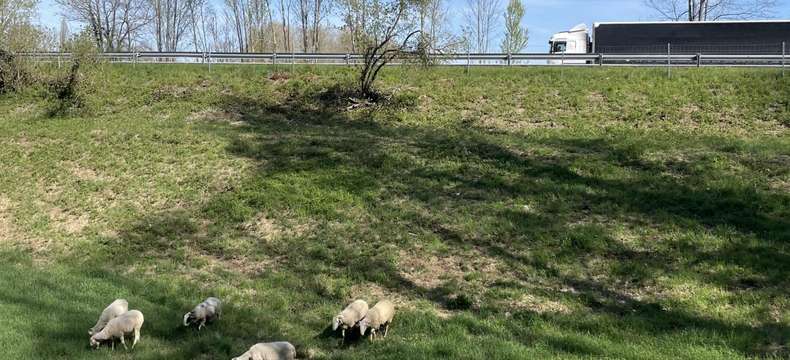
45, 31, 103, 114
0, 49, 30, 93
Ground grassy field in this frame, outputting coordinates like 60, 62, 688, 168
0, 63, 788, 359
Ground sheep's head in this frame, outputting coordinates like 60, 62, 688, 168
89, 335, 101, 349
359, 317, 370, 335
183, 312, 193, 326
332, 315, 343, 331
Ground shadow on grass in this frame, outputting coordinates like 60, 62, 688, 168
91, 81, 789, 357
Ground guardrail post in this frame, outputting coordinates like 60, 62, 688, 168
696, 53, 701, 68
466, 50, 470, 74
345, 53, 350, 66
291, 50, 295, 72
561, 51, 565, 78
134, 52, 140, 67
273, 52, 277, 69
667, 43, 671, 79
507, 52, 511, 66
599, 53, 603, 67
207, 52, 211, 72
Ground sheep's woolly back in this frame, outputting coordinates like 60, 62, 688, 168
366, 300, 395, 328
89, 299, 128, 335
232, 341, 296, 360
184, 297, 221, 326
334, 300, 368, 330
92, 310, 144, 341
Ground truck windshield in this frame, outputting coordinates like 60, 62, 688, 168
552, 41, 567, 53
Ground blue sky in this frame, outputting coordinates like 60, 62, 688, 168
34, 0, 790, 52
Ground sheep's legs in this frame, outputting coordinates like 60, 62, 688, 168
120, 335, 127, 350
199, 319, 206, 331
111, 339, 115, 351
132, 328, 140, 349
384, 323, 390, 337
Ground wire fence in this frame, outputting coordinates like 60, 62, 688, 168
21, 47, 788, 71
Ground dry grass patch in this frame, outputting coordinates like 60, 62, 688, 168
244, 213, 282, 243
397, 248, 507, 293
505, 293, 572, 315
188, 108, 246, 127
0, 196, 15, 239
66, 161, 109, 182
48, 207, 89, 235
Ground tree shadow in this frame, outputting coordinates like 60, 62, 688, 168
95, 81, 790, 357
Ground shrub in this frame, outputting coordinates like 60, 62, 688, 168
0, 49, 30, 93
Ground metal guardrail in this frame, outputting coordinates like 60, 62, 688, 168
20, 50, 788, 69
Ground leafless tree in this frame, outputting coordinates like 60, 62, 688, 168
57, 0, 151, 51
356, 0, 424, 97
645, 0, 777, 21
417, 0, 455, 51
295, 0, 331, 51
464, 0, 499, 52
277, 0, 292, 51
150, 0, 194, 51
223, 0, 278, 52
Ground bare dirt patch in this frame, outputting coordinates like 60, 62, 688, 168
397, 248, 507, 298
152, 85, 192, 101
48, 207, 89, 234
505, 293, 572, 315
587, 91, 606, 104
244, 213, 282, 243
243, 212, 318, 242
0, 196, 14, 239
269, 72, 290, 82
66, 162, 107, 182
187, 108, 245, 126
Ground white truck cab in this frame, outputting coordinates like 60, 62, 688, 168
548, 23, 590, 64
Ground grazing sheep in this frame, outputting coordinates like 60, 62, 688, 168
359, 300, 395, 340
89, 310, 144, 350
89, 299, 128, 336
183, 297, 222, 330
231, 341, 296, 360
332, 299, 368, 339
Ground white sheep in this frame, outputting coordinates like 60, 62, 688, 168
89, 309, 144, 350
359, 300, 395, 340
89, 299, 128, 336
332, 299, 368, 339
231, 341, 296, 360
183, 297, 222, 330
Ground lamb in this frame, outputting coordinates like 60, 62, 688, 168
88, 299, 128, 336
183, 297, 221, 330
332, 299, 368, 338
359, 300, 395, 340
231, 341, 296, 360
89, 310, 144, 350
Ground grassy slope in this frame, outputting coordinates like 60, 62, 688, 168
0, 64, 788, 359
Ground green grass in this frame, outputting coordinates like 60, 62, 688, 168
0, 63, 788, 359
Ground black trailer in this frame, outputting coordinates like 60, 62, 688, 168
593, 21, 790, 55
